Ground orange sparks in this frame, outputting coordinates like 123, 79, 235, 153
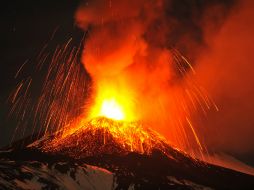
9, 36, 217, 159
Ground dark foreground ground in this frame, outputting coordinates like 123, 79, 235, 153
0, 132, 254, 190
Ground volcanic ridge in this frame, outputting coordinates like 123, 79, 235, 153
0, 117, 254, 189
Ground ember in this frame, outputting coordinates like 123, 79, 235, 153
37, 117, 173, 159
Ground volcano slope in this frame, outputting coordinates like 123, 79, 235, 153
0, 117, 254, 190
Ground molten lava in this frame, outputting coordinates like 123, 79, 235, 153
38, 117, 174, 159
39, 81, 174, 158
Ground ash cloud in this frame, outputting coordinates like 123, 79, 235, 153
152, 0, 236, 62
195, 0, 254, 156
76, 0, 235, 64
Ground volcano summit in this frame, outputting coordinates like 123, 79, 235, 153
31, 117, 176, 158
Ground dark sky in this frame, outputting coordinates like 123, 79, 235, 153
1, 0, 254, 168
0, 0, 80, 90
0, 0, 82, 146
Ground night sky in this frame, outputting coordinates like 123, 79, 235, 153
1, 0, 254, 168
0, 0, 82, 146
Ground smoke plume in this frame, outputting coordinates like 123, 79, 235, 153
75, 0, 237, 152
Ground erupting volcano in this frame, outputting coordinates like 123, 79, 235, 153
33, 93, 181, 160
1, 0, 254, 189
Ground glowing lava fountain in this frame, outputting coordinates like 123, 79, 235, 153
36, 87, 175, 158
87, 78, 137, 122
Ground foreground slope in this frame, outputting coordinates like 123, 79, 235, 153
0, 117, 254, 189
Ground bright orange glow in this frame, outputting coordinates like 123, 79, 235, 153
88, 79, 137, 122
99, 99, 124, 120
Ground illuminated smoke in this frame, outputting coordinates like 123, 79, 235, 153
9, 0, 246, 164
75, 0, 235, 152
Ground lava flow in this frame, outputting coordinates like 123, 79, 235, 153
37, 116, 174, 159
